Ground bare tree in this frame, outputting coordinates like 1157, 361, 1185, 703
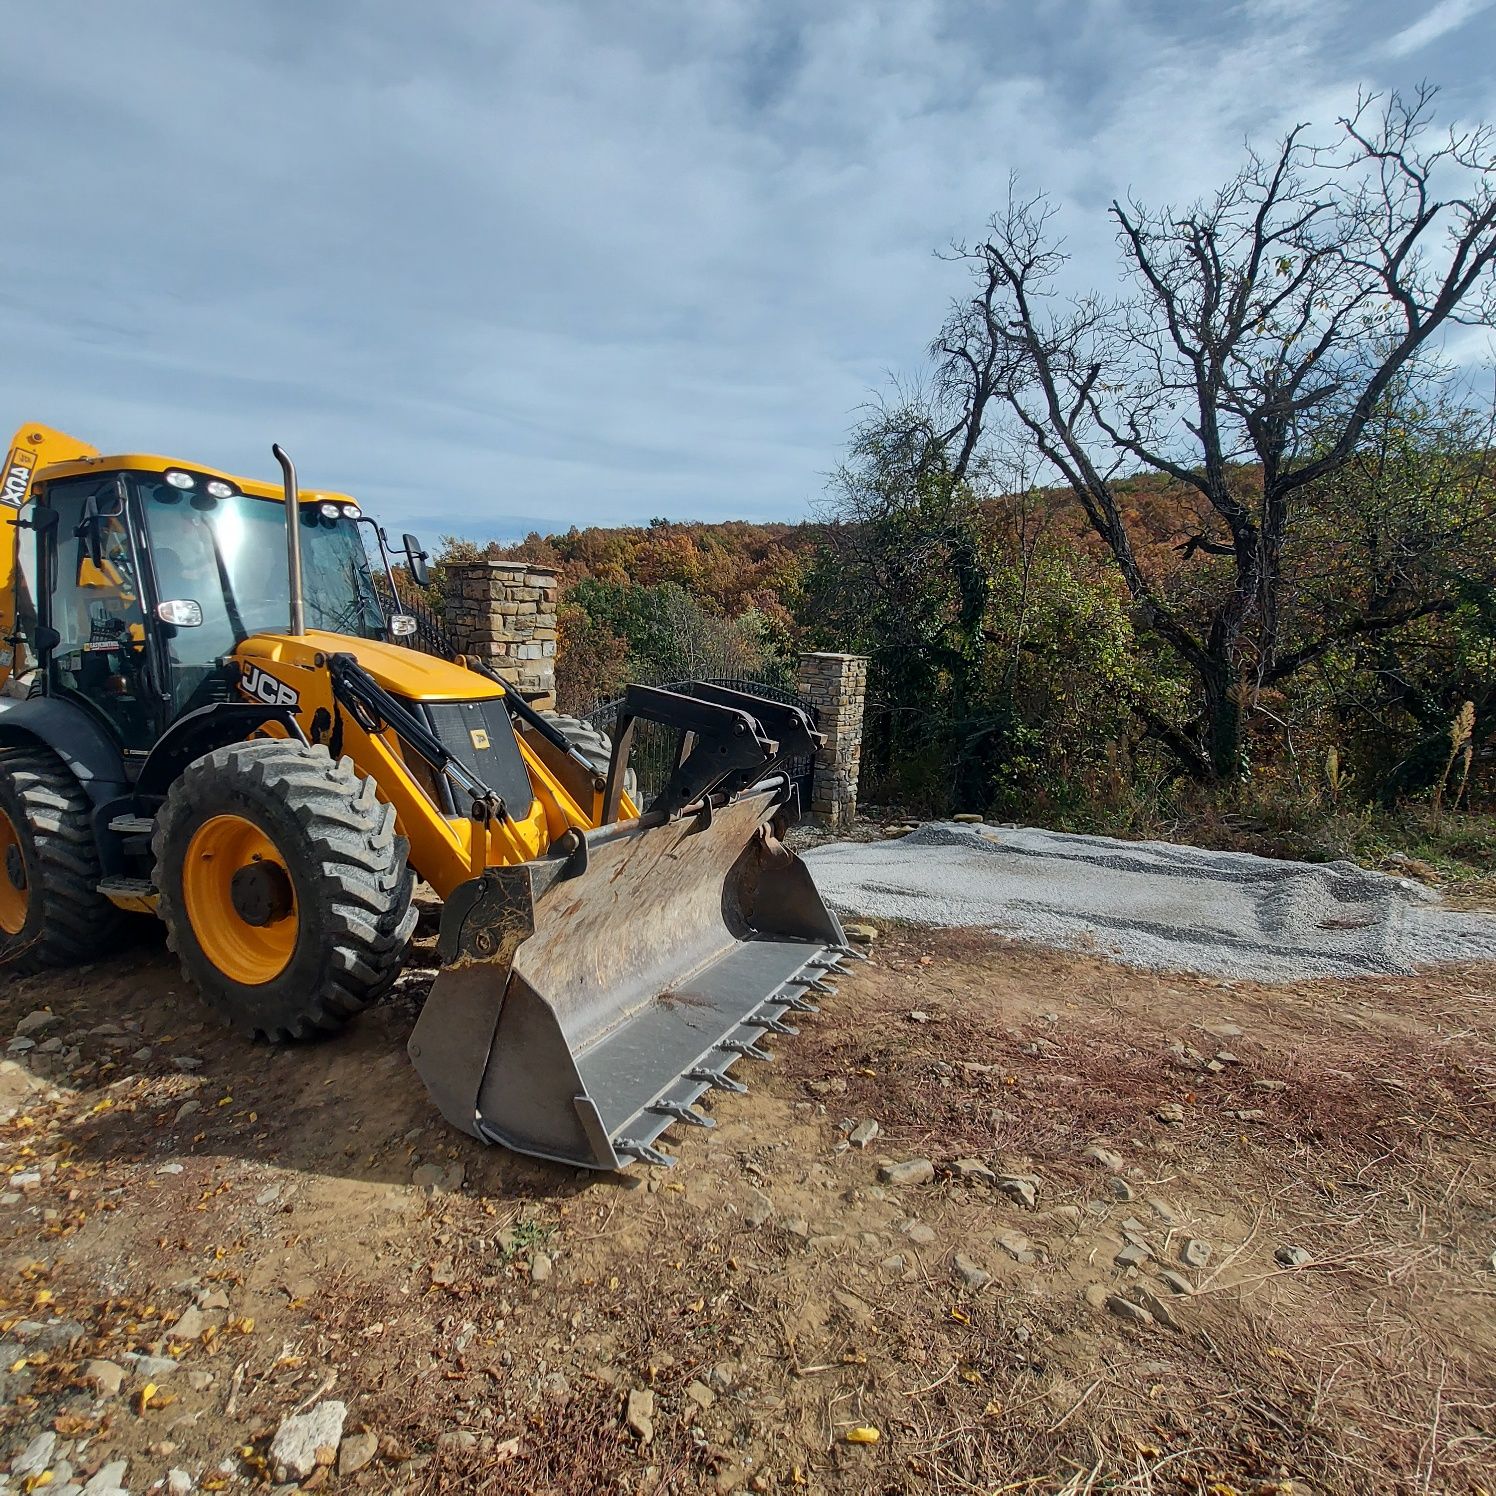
933, 88, 1496, 779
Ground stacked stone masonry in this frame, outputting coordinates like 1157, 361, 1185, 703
441, 560, 559, 705
794, 652, 869, 829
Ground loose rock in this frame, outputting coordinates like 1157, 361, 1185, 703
952, 1253, 991, 1290
996, 1175, 1037, 1209
167, 1470, 194, 1496
1127, 1283, 1180, 1329
685, 1379, 715, 1410
848, 1119, 879, 1149
530, 1253, 553, 1284
14, 1011, 61, 1039
626, 1387, 656, 1445
949, 1157, 995, 1183
1274, 1245, 1312, 1268
269, 1399, 348, 1482
1155, 1269, 1194, 1296
743, 1188, 774, 1228
878, 1158, 935, 1187
1155, 1102, 1185, 1124
13, 1432, 57, 1478
338, 1431, 379, 1477
171, 1306, 205, 1340
994, 1229, 1035, 1264
82, 1358, 126, 1397
1106, 1176, 1135, 1202
1106, 1294, 1154, 1326
1179, 1237, 1212, 1269
82, 1460, 129, 1496
1114, 1242, 1150, 1269
901, 1220, 936, 1245
843, 923, 878, 943
1081, 1144, 1123, 1171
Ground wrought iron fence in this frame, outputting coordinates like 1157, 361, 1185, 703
582, 676, 818, 815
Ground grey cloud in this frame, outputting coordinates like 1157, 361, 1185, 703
2, 0, 1492, 541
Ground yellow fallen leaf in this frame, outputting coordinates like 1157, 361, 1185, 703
843, 1426, 879, 1445
688, 1298, 705, 1313
22, 1472, 54, 1492
137, 1382, 159, 1413
949, 1307, 970, 1325
983, 1399, 1003, 1417
9, 1358, 27, 1373
960, 1367, 983, 1384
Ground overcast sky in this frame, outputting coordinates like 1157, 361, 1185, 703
3, 0, 1494, 540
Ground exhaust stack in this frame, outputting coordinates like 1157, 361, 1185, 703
271, 443, 305, 637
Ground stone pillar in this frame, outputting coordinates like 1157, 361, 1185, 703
795, 652, 868, 829
441, 561, 559, 706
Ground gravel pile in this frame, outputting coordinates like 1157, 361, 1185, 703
804, 823, 1496, 980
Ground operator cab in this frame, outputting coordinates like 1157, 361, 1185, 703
18, 456, 399, 754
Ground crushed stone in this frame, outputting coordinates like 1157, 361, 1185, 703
805, 823, 1496, 981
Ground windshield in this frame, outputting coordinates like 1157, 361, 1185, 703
135, 474, 385, 714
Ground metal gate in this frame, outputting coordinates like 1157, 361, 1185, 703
583, 677, 819, 816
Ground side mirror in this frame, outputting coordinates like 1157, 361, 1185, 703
402, 534, 430, 588
156, 600, 204, 627
75, 489, 124, 569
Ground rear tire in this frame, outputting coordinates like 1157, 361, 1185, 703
0, 745, 122, 971
153, 740, 417, 1040
540, 712, 638, 799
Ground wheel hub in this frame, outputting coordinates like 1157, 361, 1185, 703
181, 813, 299, 985
230, 859, 294, 927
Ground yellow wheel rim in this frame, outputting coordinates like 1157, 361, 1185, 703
182, 814, 298, 985
0, 809, 28, 937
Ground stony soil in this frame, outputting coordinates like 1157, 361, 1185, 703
0, 922, 1492, 1495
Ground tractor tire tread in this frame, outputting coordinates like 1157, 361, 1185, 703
0, 745, 124, 971
154, 739, 417, 1041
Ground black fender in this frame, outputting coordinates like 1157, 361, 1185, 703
133, 703, 306, 804
0, 696, 129, 805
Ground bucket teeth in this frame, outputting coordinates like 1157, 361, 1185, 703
748, 1015, 799, 1036
718, 1038, 772, 1061
783, 995, 820, 1013
617, 1138, 675, 1168
689, 1067, 749, 1094
809, 979, 838, 995
650, 1101, 715, 1128
836, 944, 870, 962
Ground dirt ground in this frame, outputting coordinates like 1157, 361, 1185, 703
1, 919, 1493, 1496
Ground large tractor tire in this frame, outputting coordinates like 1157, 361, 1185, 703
153, 740, 417, 1041
0, 745, 122, 971
540, 712, 637, 800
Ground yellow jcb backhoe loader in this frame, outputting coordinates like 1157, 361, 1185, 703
0, 422, 855, 1169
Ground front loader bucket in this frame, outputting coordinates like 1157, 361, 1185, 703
407, 783, 851, 1170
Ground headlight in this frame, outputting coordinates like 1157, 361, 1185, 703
389, 614, 417, 637
341, 502, 362, 518
165, 470, 195, 489
205, 479, 236, 499
318, 502, 342, 519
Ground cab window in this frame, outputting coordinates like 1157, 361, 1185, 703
39, 477, 155, 748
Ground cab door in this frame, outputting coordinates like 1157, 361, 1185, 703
34, 476, 162, 752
